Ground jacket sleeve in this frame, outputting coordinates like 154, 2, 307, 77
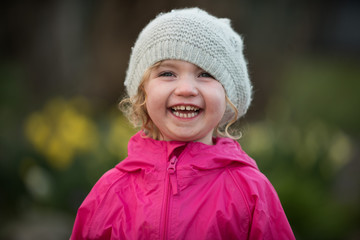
70, 168, 123, 240
249, 177, 295, 239
231, 167, 295, 240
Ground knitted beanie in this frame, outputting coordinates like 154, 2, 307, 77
124, 7, 252, 125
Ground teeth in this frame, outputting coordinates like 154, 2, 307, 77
171, 105, 200, 118
173, 111, 198, 118
172, 105, 199, 111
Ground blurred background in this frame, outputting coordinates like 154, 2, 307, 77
1, 0, 359, 239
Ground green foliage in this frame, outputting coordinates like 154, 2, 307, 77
280, 56, 360, 136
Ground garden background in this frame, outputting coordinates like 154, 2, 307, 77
1, 0, 359, 239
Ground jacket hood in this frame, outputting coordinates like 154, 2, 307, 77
116, 131, 258, 173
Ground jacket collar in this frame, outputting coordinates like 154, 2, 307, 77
116, 131, 258, 172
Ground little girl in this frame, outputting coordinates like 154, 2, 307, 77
71, 8, 295, 239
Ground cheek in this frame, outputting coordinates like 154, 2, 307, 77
218, 98, 227, 118
215, 91, 227, 121
145, 96, 156, 115
145, 89, 160, 108
213, 87, 227, 110
204, 92, 226, 121
144, 84, 154, 108
144, 89, 166, 119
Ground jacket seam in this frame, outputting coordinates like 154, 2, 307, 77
227, 168, 252, 222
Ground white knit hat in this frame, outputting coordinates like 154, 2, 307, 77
124, 8, 252, 125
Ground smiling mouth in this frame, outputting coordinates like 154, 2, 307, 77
170, 105, 200, 118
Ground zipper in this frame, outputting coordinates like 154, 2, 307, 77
161, 155, 179, 240
167, 156, 178, 195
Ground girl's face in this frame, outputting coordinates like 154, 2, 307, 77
144, 60, 226, 145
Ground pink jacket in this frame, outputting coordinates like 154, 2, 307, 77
71, 131, 295, 239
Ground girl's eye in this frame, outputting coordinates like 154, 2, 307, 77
159, 71, 175, 77
199, 72, 215, 79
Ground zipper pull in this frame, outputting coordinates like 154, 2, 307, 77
167, 156, 178, 195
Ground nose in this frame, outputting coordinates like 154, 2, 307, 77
173, 76, 198, 97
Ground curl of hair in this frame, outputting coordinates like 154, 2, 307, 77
119, 62, 162, 140
216, 95, 242, 140
119, 62, 242, 141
